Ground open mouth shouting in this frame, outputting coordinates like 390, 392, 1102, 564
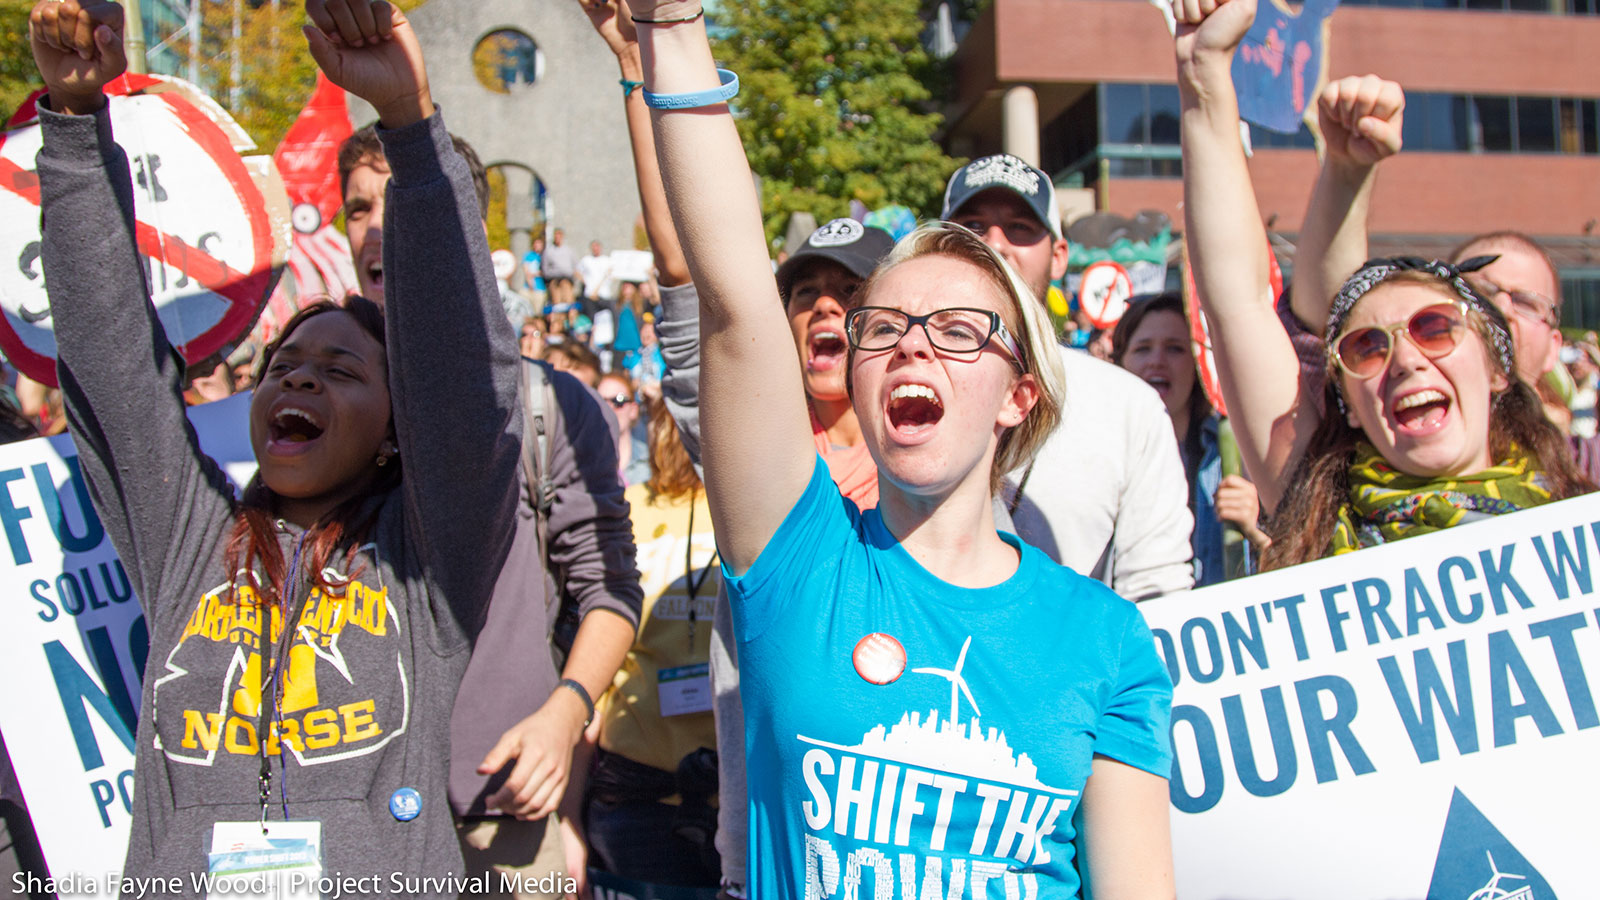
807, 328, 847, 372
886, 382, 945, 439
1392, 388, 1451, 436
363, 258, 383, 293
267, 405, 327, 455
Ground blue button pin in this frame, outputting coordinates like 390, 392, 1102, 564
389, 787, 421, 821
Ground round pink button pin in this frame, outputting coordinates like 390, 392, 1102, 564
852, 632, 906, 685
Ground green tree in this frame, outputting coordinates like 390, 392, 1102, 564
1, 0, 43, 121
712, 0, 961, 247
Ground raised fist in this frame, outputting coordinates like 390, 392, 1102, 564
578, 0, 639, 57
1318, 75, 1405, 167
303, 0, 431, 127
1173, 0, 1257, 67
28, 0, 126, 115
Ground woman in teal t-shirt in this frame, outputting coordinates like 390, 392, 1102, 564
630, 5, 1175, 899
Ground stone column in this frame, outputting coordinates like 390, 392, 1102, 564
1001, 85, 1041, 169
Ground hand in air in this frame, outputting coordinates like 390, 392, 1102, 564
303, 0, 431, 127
578, 0, 639, 57
1319, 75, 1405, 167
1173, 0, 1257, 67
618, 0, 702, 25
28, 0, 126, 115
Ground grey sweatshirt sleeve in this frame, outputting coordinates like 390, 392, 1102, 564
655, 280, 704, 471
379, 111, 522, 638
38, 102, 236, 613
546, 366, 643, 628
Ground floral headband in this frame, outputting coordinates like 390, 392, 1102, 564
1324, 255, 1516, 377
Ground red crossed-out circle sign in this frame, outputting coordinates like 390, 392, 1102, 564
0, 75, 276, 387
1182, 240, 1284, 418
1078, 260, 1133, 331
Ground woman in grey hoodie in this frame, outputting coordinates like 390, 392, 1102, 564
29, 0, 521, 893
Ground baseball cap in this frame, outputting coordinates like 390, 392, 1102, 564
774, 218, 896, 303
940, 154, 1063, 240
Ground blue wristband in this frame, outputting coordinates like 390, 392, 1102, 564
642, 68, 740, 110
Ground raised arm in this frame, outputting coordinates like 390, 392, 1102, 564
632, 2, 813, 574
578, 0, 703, 467
1176, 0, 1306, 512
1287, 76, 1405, 330
579, 0, 690, 287
33, 0, 238, 609
306, 0, 522, 627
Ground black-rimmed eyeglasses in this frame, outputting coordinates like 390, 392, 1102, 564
844, 306, 1025, 367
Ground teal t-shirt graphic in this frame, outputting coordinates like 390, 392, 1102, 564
725, 457, 1174, 899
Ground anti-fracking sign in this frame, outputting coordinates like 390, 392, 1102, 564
1141, 492, 1600, 897
0, 75, 287, 386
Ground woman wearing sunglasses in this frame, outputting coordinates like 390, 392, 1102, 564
1176, 0, 1589, 570
629, 3, 1175, 897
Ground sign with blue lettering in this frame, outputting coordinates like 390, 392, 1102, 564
0, 393, 253, 896
1140, 491, 1600, 896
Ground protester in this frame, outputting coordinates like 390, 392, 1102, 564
494, 247, 536, 329
598, 370, 651, 486
546, 342, 602, 388
30, 0, 522, 888
635, 8, 1175, 899
544, 229, 579, 321
1176, 0, 1589, 569
578, 240, 614, 317
524, 235, 548, 306
337, 91, 642, 900
579, 400, 720, 892
1111, 293, 1268, 583
941, 154, 1194, 597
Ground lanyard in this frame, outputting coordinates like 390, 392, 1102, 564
258, 531, 309, 828
683, 494, 717, 652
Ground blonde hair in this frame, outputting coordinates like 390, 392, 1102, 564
850, 221, 1066, 492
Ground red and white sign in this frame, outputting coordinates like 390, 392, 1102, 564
0, 75, 284, 386
1183, 242, 1284, 418
1078, 260, 1133, 330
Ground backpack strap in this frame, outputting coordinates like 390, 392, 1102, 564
520, 358, 557, 569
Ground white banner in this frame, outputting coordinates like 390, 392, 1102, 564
0, 393, 254, 898
1142, 492, 1600, 898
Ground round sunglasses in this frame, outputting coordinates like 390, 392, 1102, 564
1331, 301, 1472, 380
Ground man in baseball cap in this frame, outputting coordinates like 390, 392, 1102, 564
941, 154, 1196, 599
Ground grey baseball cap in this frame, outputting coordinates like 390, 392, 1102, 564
941, 154, 1063, 240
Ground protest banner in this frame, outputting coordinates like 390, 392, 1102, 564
1142, 492, 1600, 898
1231, 0, 1339, 136
0, 394, 254, 897
0, 75, 288, 387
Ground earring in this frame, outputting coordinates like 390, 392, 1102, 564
376, 454, 389, 467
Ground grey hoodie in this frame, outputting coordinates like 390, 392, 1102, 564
40, 104, 521, 896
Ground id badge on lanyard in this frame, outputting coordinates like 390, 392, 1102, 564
207, 535, 324, 899
206, 820, 323, 900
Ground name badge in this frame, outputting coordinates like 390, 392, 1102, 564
657, 663, 712, 717
208, 820, 323, 900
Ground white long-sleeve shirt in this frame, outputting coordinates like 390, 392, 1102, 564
1004, 345, 1196, 600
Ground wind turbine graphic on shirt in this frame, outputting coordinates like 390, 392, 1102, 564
912, 636, 981, 728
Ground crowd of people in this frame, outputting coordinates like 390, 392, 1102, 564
3, 0, 1594, 897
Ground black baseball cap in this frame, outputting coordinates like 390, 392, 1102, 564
940, 154, 1063, 240
775, 218, 896, 303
